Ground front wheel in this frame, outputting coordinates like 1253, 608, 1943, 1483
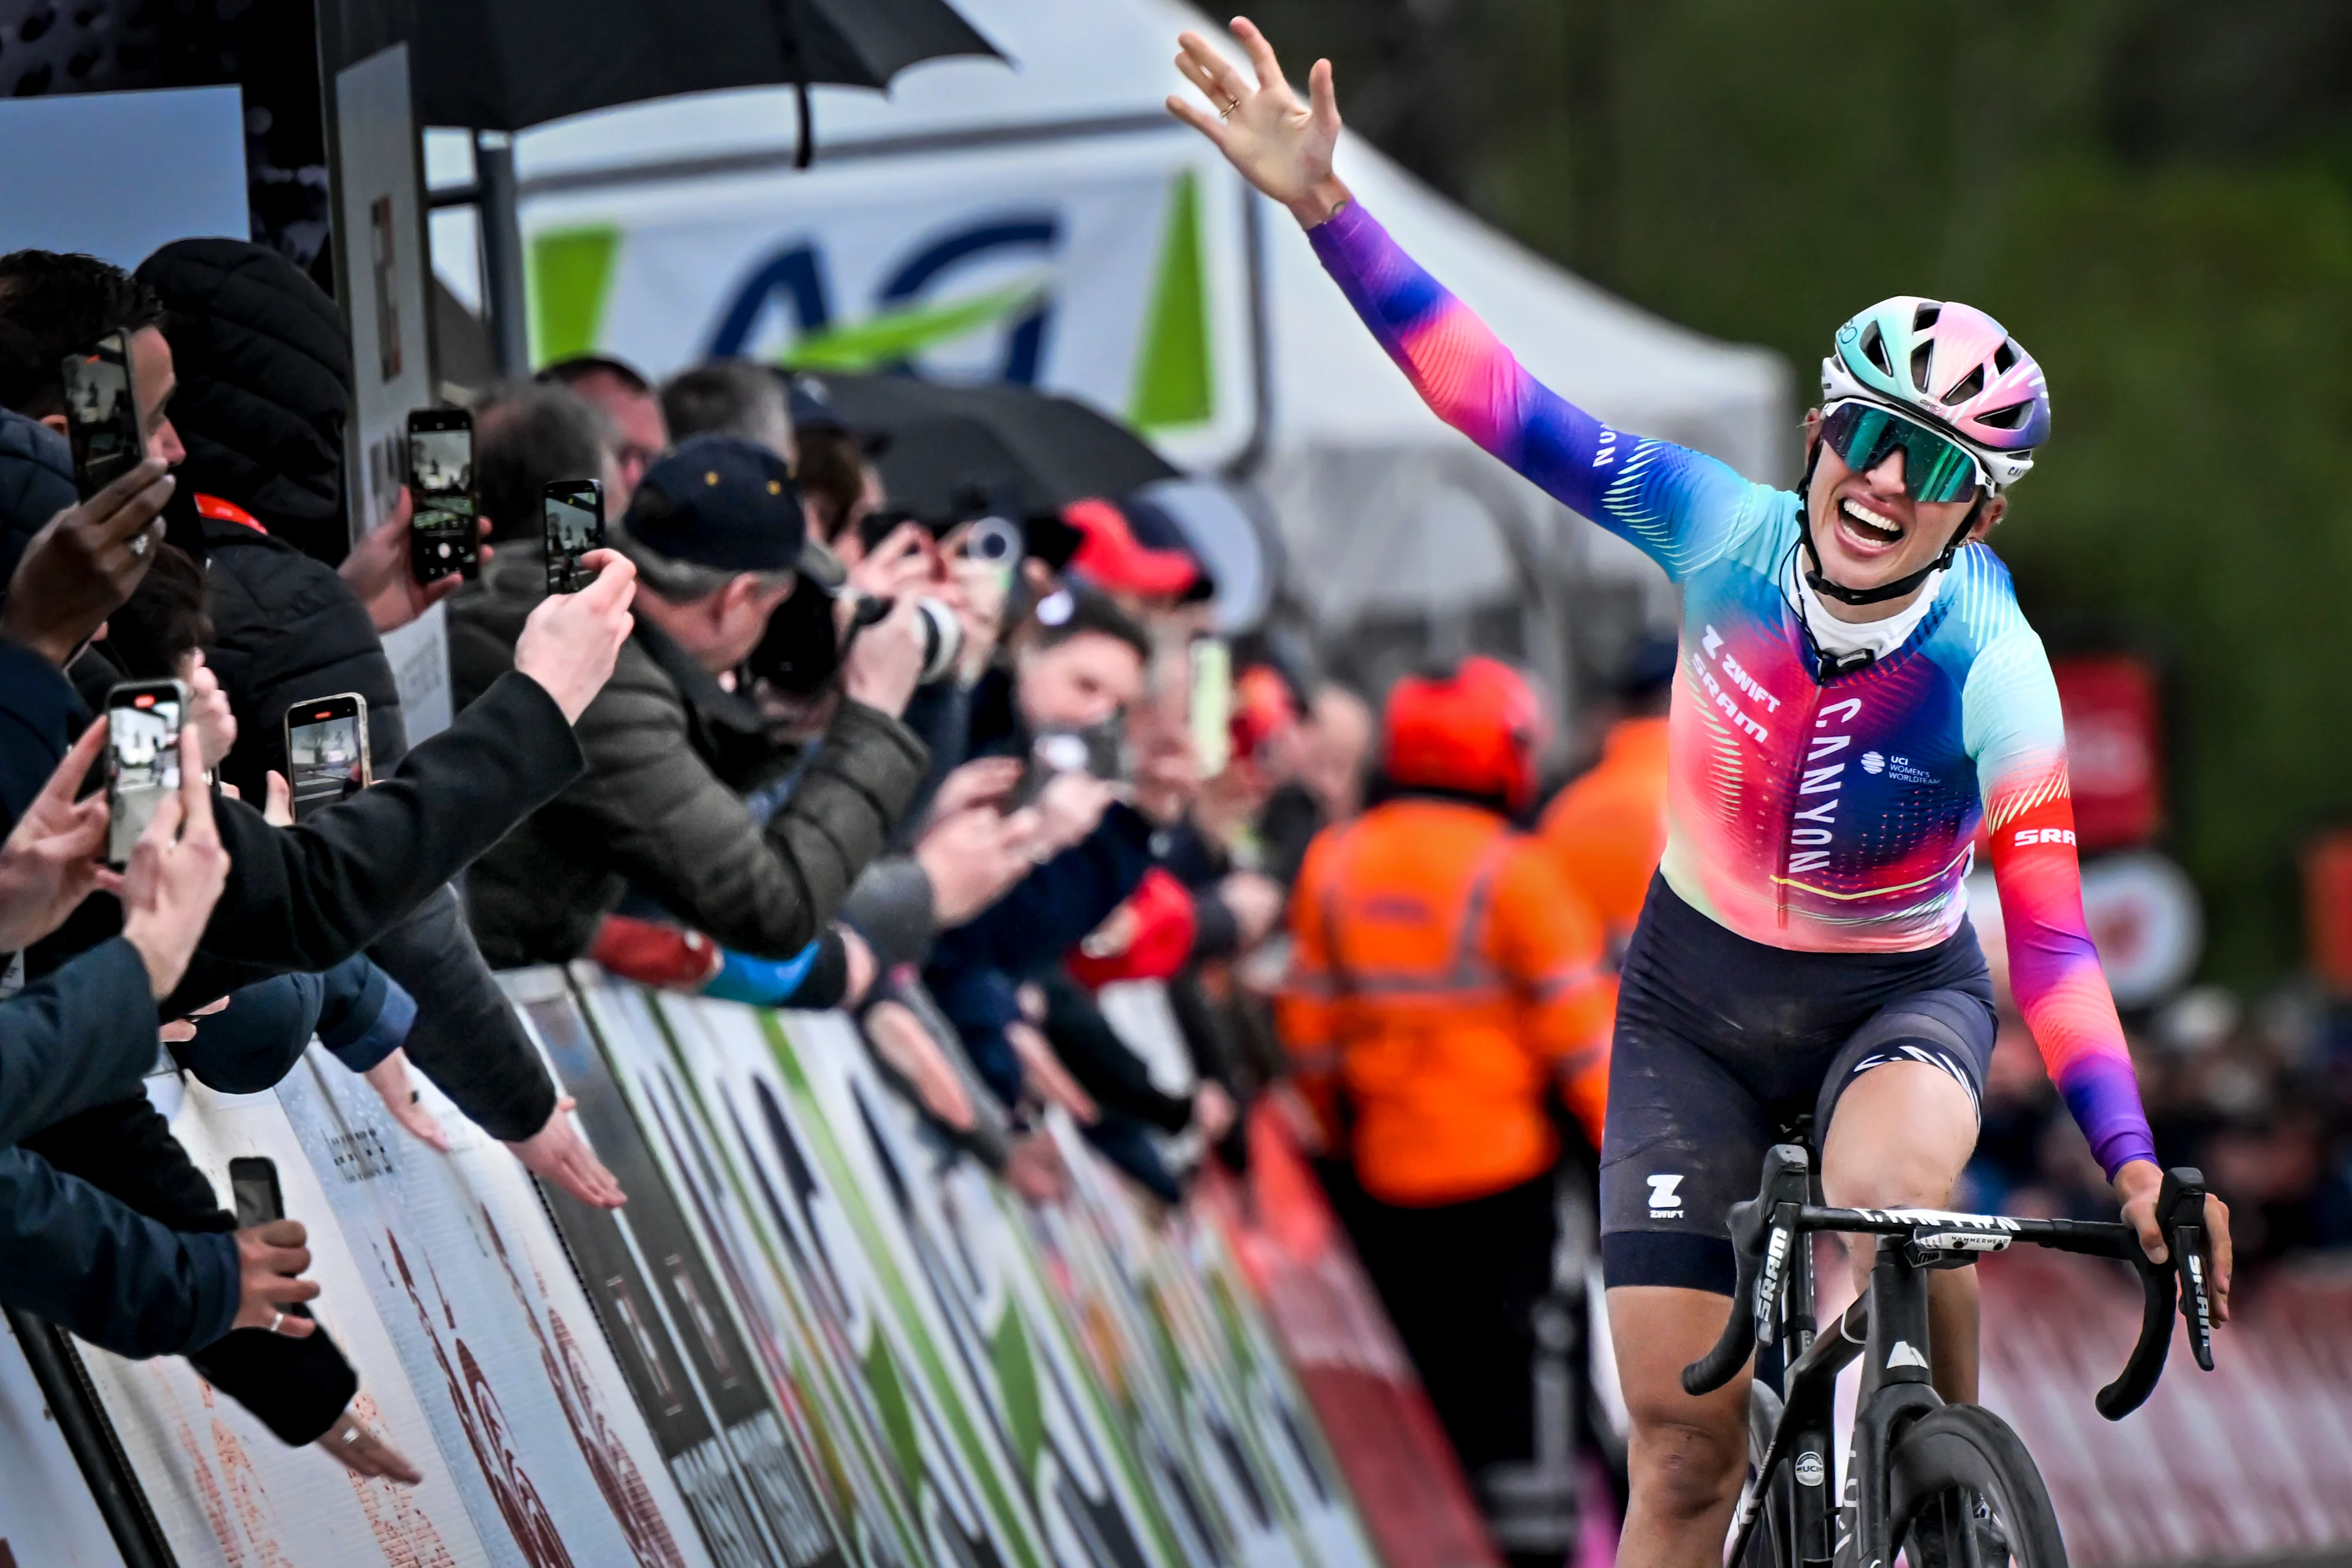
1885, 1404, 2067, 1568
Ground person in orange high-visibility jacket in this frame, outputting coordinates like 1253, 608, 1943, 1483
1537, 635, 1676, 953
1275, 657, 1609, 1561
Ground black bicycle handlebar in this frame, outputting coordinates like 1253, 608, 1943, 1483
1681, 1144, 1809, 1396
2095, 1166, 2213, 1419
1681, 1146, 2215, 1418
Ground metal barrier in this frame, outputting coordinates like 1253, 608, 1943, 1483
0, 969, 1398, 1568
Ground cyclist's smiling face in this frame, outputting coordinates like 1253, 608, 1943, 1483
1803, 409, 2007, 617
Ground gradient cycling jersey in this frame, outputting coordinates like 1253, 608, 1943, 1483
1310, 200, 2155, 1178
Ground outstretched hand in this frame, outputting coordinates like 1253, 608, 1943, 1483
1167, 18, 1351, 227
508, 1097, 626, 1208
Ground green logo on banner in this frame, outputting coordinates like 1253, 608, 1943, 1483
781, 279, 1050, 372
528, 224, 623, 369
1129, 169, 1214, 431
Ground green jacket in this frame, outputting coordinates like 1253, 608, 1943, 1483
447, 546, 929, 968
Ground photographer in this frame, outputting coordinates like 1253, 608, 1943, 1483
450, 434, 933, 968
924, 590, 1194, 1113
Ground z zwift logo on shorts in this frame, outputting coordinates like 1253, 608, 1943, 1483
1647, 1174, 1686, 1219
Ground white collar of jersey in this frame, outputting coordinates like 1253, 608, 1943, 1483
1787, 551, 1947, 662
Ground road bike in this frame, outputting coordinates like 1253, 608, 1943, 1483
1681, 1139, 2217, 1567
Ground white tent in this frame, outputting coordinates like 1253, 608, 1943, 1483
447, 0, 1789, 698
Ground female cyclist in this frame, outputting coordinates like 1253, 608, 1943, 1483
1168, 20, 2233, 1567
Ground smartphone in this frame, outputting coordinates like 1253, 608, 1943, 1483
543, 478, 604, 595
228, 1157, 284, 1229
407, 407, 477, 583
283, 693, 371, 821
106, 679, 187, 867
1007, 715, 1129, 810
1189, 637, 1233, 776
60, 331, 143, 498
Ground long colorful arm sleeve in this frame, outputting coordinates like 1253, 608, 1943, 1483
1966, 630, 2157, 1178
1308, 201, 1782, 581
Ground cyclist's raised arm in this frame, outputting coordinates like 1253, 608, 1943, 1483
1170, 18, 1777, 582
1964, 619, 2158, 1183
1306, 203, 1777, 581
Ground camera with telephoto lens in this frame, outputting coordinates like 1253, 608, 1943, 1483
914, 597, 962, 685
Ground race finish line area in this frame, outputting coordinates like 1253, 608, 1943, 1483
1, 2, 2350, 1567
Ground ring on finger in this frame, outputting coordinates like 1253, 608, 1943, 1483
1218, 96, 1241, 118
340, 1425, 363, 1446
127, 531, 151, 559
267, 1310, 286, 1335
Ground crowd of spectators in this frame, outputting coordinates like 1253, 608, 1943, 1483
0, 217, 1393, 1493
7, 218, 2340, 1518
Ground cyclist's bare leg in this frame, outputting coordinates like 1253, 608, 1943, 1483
1607, 1286, 1752, 1568
1821, 1059, 1981, 1401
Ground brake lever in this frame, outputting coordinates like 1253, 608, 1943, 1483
2158, 1166, 2215, 1373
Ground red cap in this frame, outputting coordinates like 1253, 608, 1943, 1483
1231, 663, 1300, 764
1066, 868, 1199, 987
1062, 497, 1199, 598
1381, 657, 1545, 812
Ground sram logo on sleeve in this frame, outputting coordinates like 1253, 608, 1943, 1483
1988, 774, 2081, 870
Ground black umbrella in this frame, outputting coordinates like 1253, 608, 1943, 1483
413, 0, 1001, 151
813, 373, 1178, 524
410, 0, 1001, 372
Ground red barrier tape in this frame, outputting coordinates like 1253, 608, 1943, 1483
1197, 1107, 1503, 1568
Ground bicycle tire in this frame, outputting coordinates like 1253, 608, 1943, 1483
1884, 1404, 2067, 1568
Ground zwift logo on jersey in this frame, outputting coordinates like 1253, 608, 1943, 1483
1647, 1174, 1685, 1219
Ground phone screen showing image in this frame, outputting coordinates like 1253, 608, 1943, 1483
543, 481, 603, 595
286, 699, 369, 820
409, 416, 478, 582
107, 685, 183, 865
62, 333, 142, 498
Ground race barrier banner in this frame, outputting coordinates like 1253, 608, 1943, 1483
5, 966, 2351, 1567
5, 969, 1401, 1568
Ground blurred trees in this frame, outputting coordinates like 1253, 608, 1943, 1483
1242, 0, 2352, 984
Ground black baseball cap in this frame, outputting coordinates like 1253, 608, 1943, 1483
624, 434, 845, 592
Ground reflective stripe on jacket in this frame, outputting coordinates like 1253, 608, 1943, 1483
1276, 797, 1611, 1205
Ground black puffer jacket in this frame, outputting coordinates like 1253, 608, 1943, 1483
135, 240, 560, 1143
0, 407, 75, 588
194, 506, 407, 804
135, 239, 352, 565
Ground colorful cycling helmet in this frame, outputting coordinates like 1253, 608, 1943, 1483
1381, 656, 1545, 813
1820, 296, 2049, 491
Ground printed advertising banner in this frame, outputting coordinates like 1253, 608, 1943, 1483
519, 130, 1260, 471
13, 972, 1401, 1568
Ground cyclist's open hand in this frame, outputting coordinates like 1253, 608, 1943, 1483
1168, 19, 1350, 228
2116, 1159, 2232, 1322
